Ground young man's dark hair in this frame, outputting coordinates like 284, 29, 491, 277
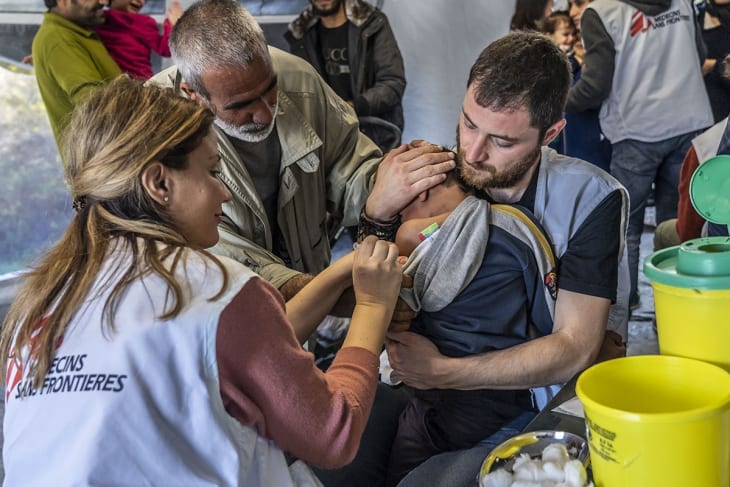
468, 31, 571, 136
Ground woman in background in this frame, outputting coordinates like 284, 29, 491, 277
510, 0, 555, 31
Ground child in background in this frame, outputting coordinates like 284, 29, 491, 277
540, 10, 577, 53
540, 10, 612, 171
539, 12, 577, 155
95, 0, 183, 79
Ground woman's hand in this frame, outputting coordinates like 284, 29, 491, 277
352, 236, 402, 309
344, 236, 403, 354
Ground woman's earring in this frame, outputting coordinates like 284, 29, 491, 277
164, 196, 169, 202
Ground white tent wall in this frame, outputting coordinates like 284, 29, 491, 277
381, 0, 516, 146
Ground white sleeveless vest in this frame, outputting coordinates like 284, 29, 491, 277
3, 247, 322, 487
588, 0, 713, 143
534, 147, 630, 338
530, 148, 629, 407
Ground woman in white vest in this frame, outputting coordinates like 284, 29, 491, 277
0, 76, 403, 487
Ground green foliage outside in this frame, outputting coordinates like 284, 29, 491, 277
0, 66, 71, 276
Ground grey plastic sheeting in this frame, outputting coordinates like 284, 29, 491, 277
382, 0, 515, 147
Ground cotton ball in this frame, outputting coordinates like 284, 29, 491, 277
514, 458, 543, 481
480, 468, 513, 487
563, 459, 588, 487
542, 443, 570, 466
511, 481, 548, 487
513, 453, 534, 470
542, 461, 565, 482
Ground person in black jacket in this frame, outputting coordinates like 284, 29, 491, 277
285, 0, 406, 152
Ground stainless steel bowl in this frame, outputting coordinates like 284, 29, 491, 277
478, 430, 590, 482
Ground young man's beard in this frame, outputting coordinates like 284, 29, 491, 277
310, 0, 343, 17
454, 128, 541, 192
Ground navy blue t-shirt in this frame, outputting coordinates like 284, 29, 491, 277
410, 209, 554, 358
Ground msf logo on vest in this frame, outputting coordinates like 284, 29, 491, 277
631, 8, 688, 37
5, 316, 61, 401
630, 10, 654, 36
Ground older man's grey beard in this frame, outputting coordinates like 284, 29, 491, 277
212, 101, 278, 143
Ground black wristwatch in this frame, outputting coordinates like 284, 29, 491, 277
356, 209, 402, 243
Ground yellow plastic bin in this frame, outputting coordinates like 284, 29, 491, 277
644, 237, 730, 371
576, 355, 730, 487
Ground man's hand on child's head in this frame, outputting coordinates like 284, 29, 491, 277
365, 143, 455, 222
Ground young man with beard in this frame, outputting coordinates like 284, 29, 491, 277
149, 0, 453, 301
285, 0, 406, 152
349, 31, 629, 486
32, 0, 121, 147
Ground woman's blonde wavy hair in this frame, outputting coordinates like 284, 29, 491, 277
0, 76, 227, 388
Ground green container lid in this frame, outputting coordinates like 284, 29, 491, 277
690, 155, 730, 225
645, 154, 730, 288
644, 237, 730, 289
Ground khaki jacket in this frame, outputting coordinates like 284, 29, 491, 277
151, 47, 382, 289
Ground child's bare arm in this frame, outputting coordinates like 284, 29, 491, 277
167, 0, 183, 26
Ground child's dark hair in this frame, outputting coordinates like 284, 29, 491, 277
539, 10, 575, 35
44, 0, 56, 8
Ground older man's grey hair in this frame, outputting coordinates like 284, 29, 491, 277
170, 0, 269, 100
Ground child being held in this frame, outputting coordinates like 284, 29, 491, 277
384, 170, 560, 485
95, 0, 183, 79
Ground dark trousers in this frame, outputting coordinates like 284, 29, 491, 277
385, 388, 535, 486
312, 383, 412, 487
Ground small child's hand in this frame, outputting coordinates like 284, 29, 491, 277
167, 0, 183, 26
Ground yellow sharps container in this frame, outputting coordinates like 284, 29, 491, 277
644, 154, 730, 371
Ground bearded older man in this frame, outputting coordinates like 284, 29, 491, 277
150, 0, 454, 301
